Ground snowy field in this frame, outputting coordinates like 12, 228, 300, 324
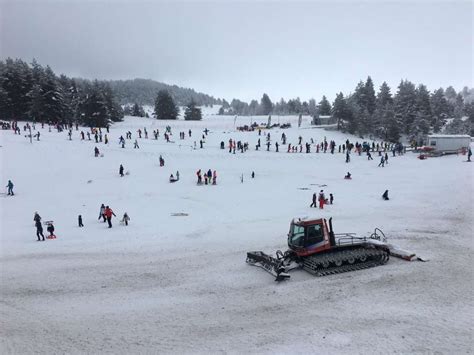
1, 111, 473, 354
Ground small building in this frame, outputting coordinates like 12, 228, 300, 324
427, 134, 471, 152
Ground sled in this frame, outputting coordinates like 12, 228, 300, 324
171, 213, 189, 217
169, 178, 179, 183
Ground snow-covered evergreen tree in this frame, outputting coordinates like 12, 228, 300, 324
318, 96, 331, 115
394, 80, 417, 135
332, 92, 347, 130
78, 81, 109, 127
154, 90, 178, 120
259, 93, 273, 115
184, 100, 202, 121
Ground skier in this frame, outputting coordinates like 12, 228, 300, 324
78, 215, 84, 227
104, 206, 116, 228
330, 193, 334, 205
6, 180, 14, 195
207, 169, 212, 183
384, 152, 389, 165
346, 151, 350, 163
196, 169, 202, 184
46, 222, 56, 239
35, 218, 45, 241
310, 193, 317, 208
378, 156, 385, 167
121, 212, 130, 226
382, 190, 389, 201
367, 151, 373, 160
99, 204, 106, 222
212, 170, 217, 185
134, 140, 139, 149
468, 147, 472, 162
94, 147, 100, 157
318, 190, 325, 209
251, 171, 255, 179
119, 164, 124, 177
159, 155, 165, 167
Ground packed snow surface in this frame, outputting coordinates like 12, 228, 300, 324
1, 113, 473, 354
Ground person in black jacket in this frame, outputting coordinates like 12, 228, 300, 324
35, 219, 45, 241
310, 193, 317, 208
382, 190, 389, 200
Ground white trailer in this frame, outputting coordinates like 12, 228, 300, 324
427, 135, 471, 153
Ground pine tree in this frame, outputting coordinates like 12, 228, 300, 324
384, 107, 400, 142
318, 96, 331, 115
2, 58, 33, 120
78, 82, 109, 127
184, 100, 202, 120
260, 93, 273, 115
453, 93, 464, 119
346, 96, 362, 134
374, 82, 393, 136
132, 103, 145, 117
41, 66, 67, 123
154, 90, 178, 120
394, 80, 417, 134
444, 86, 457, 102
102, 83, 123, 122
332, 92, 348, 131
412, 84, 432, 136
28, 84, 44, 122
365, 76, 376, 115
430, 88, 450, 130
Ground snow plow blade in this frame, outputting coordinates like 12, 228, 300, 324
246, 251, 290, 281
367, 239, 427, 262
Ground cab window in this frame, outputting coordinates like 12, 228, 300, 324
289, 224, 305, 247
306, 224, 324, 246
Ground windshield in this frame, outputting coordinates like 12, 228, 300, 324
289, 224, 305, 247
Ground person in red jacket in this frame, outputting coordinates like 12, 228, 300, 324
104, 206, 116, 228
318, 190, 325, 209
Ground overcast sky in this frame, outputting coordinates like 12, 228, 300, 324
0, 0, 472, 102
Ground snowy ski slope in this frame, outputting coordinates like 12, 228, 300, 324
1, 113, 473, 354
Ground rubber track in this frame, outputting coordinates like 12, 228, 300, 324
303, 247, 389, 277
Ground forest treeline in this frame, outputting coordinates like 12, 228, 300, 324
219, 78, 473, 141
1, 58, 472, 140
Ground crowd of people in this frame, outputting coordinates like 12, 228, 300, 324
4, 117, 442, 244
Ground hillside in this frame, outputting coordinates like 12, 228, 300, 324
107, 78, 219, 106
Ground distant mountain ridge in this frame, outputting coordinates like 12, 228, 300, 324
106, 78, 219, 106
